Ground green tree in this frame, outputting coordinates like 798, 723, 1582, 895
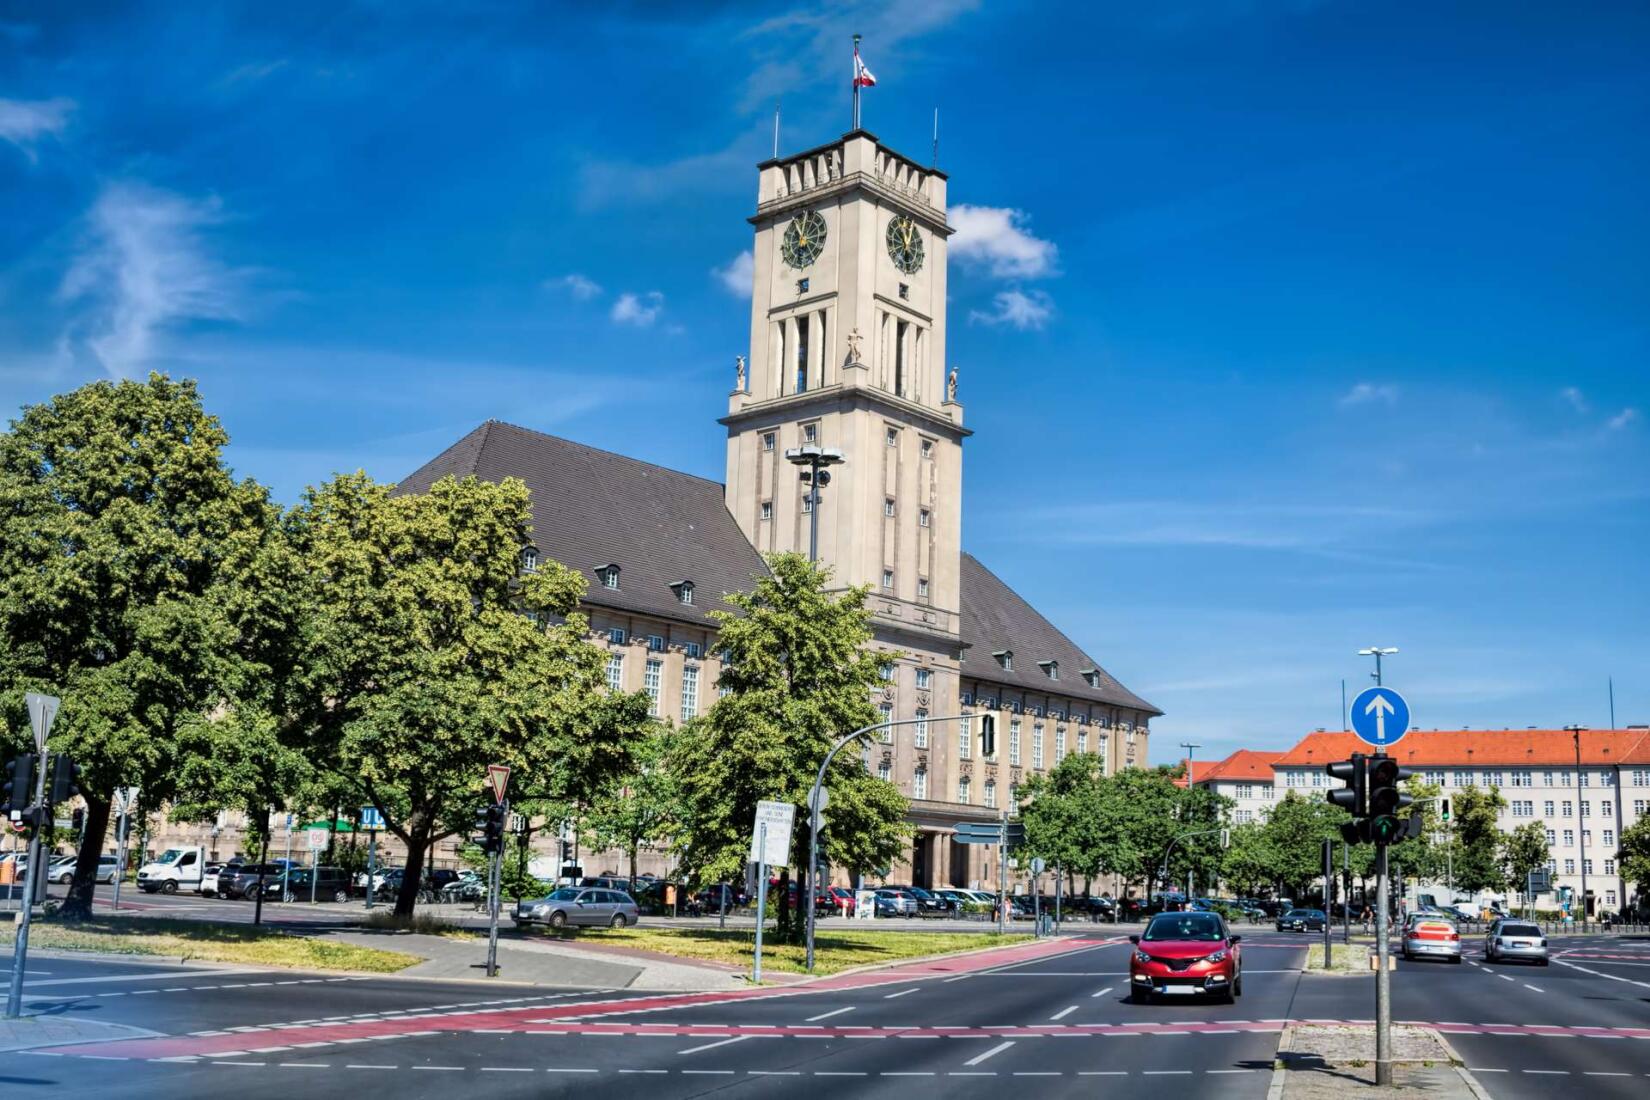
1088, 766, 1192, 896
668, 554, 909, 943
1019, 752, 1107, 880
0, 375, 278, 919
286, 472, 649, 916
1450, 785, 1508, 894
1219, 821, 1275, 895
584, 727, 681, 889
1499, 821, 1549, 903
1619, 816, 1650, 912
1259, 792, 1348, 900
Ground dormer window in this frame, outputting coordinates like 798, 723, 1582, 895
521, 547, 538, 573
672, 581, 695, 606
1039, 660, 1059, 681
1081, 668, 1099, 688
994, 650, 1013, 671
597, 564, 620, 590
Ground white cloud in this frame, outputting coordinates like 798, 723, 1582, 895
1560, 386, 1589, 414
58, 182, 246, 377
713, 251, 753, 297
1607, 407, 1640, 431
1339, 382, 1399, 407
949, 204, 1059, 279
610, 290, 664, 327
968, 288, 1052, 331
549, 273, 602, 301
0, 96, 74, 160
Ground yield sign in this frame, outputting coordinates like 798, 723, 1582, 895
485, 764, 511, 804
25, 692, 59, 752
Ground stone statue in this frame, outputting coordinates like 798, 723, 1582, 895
946, 366, 958, 402
846, 327, 864, 364
735, 355, 746, 391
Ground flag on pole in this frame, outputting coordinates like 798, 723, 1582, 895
853, 42, 877, 88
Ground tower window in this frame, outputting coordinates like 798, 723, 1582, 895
760, 501, 773, 520
797, 277, 809, 294
795, 314, 810, 394
802, 422, 817, 443
882, 569, 894, 590
920, 439, 933, 458
597, 564, 620, 590
801, 494, 813, 513
886, 427, 898, 447
884, 497, 896, 516
897, 282, 909, 300
917, 577, 929, 598
763, 432, 775, 452
918, 508, 931, 527
894, 320, 909, 396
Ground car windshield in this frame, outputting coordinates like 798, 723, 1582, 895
541, 888, 582, 901
154, 849, 188, 865
1501, 924, 1541, 937
1143, 914, 1224, 942
1289, 910, 1323, 918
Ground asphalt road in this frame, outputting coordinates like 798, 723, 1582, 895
7, 930, 1648, 1097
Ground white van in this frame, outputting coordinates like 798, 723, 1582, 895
136, 846, 206, 894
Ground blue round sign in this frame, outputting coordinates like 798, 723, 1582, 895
1350, 686, 1410, 748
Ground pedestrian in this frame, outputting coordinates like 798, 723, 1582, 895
1359, 904, 1373, 934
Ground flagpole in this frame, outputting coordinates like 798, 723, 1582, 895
853, 34, 861, 130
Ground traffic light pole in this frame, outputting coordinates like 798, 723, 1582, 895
1375, 840, 1392, 1086
485, 798, 506, 978
5, 751, 49, 1019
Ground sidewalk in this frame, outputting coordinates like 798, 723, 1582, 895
0, 1012, 161, 1054
1275, 1024, 1491, 1099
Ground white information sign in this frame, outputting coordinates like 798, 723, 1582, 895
748, 800, 795, 867
306, 827, 329, 851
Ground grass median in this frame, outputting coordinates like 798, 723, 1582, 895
2, 917, 420, 973
528, 925, 1032, 976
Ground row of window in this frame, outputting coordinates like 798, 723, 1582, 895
870, 760, 1013, 808
960, 691, 1134, 729
1542, 827, 1616, 848
1416, 768, 1645, 788
606, 627, 707, 659
607, 654, 708, 724
870, 703, 1109, 770
760, 426, 938, 458
1552, 858, 1616, 875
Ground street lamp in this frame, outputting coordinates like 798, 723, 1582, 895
1565, 724, 1588, 927
1357, 647, 1398, 686
784, 445, 845, 563
1178, 742, 1202, 898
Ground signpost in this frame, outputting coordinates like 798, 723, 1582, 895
6, 693, 57, 1019
111, 786, 139, 912
1030, 857, 1046, 935
306, 826, 327, 903
1349, 686, 1411, 749
483, 765, 511, 979
361, 806, 384, 910
749, 801, 794, 984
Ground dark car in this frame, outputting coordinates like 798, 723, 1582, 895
219, 863, 286, 899
260, 866, 352, 903
901, 885, 954, 917
1276, 908, 1328, 932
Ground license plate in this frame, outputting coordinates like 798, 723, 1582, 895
1157, 985, 1197, 995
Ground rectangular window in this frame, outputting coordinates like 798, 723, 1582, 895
1583, 829, 1592, 845
878, 661, 894, 682
914, 709, 928, 749
1009, 719, 1022, 765
795, 315, 810, 393
1563, 829, 1574, 846
1236, 784, 1253, 800
1582, 801, 1592, 817
1605, 859, 1615, 875
886, 427, 898, 447
1032, 724, 1045, 768
1602, 800, 1613, 815
1580, 772, 1590, 787
1565, 858, 1575, 874
917, 577, 929, 598
877, 761, 891, 782
884, 498, 896, 516
608, 627, 627, 645
1543, 771, 1555, 786
1544, 800, 1555, 816
1455, 771, 1472, 787
643, 659, 662, 717
1584, 859, 1594, 874
1544, 829, 1556, 845
1637, 799, 1648, 815
680, 665, 699, 722
1634, 771, 1649, 787
1563, 801, 1573, 817
984, 780, 997, 809
957, 719, 971, 760
803, 422, 817, 442
881, 569, 894, 589
1425, 770, 1445, 786
878, 702, 893, 742
648, 634, 665, 652
605, 654, 624, 693
913, 769, 927, 800
763, 432, 775, 452
956, 776, 970, 804
1486, 771, 1504, 787
920, 438, 933, 457
915, 668, 931, 689
685, 642, 701, 659
1054, 726, 1067, 764
919, 508, 931, 527
801, 493, 812, 514
760, 501, 773, 520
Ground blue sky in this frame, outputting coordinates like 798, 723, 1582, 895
2, 2, 1647, 762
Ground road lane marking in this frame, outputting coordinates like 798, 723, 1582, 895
1091, 986, 1113, 998
480, 1067, 533, 1072
884, 987, 919, 999
1523, 1069, 1569, 1074
965, 1041, 1015, 1066
1524, 985, 1544, 992
678, 1036, 749, 1055
806, 1007, 856, 1022
1049, 1005, 1079, 1020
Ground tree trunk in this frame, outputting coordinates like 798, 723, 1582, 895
776, 866, 793, 942
60, 792, 113, 921
394, 814, 432, 918
628, 843, 638, 895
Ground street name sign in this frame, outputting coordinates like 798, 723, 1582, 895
1350, 686, 1410, 749
360, 806, 385, 830
953, 821, 1002, 844
749, 800, 795, 866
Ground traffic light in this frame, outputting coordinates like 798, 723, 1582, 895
1003, 820, 1026, 850
474, 804, 505, 855
1325, 754, 1368, 818
978, 714, 997, 759
1366, 755, 1415, 844
71, 806, 85, 838
1439, 797, 1450, 823
2, 753, 37, 818
48, 754, 81, 805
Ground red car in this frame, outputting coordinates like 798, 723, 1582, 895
816, 886, 856, 915
1128, 911, 1243, 1003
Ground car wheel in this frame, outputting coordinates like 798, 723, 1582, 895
549, 911, 568, 930
1539, 958, 1549, 967
1449, 955, 1462, 964
1218, 987, 1236, 1004
161, 880, 178, 895
333, 889, 349, 904
1235, 974, 1244, 997
1128, 988, 1151, 1004
609, 914, 627, 929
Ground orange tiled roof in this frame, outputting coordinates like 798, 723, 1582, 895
1271, 729, 1650, 770
1196, 749, 1286, 783
1173, 758, 1217, 788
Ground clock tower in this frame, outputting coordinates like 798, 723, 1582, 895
722, 127, 966, 742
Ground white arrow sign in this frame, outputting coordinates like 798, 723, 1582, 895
1364, 692, 1396, 744
24, 692, 59, 753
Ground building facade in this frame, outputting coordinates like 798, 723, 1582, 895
1183, 750, 1284, 825
1273, 729, 1650, 916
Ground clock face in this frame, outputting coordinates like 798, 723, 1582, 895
886, 214, 925, 274
780, 210, 827, 269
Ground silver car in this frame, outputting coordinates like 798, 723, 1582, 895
1484, 919, 1548, 965
1402, 916, 1463, 962
514, 887, 639, 930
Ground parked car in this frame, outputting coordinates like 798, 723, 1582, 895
136, 846, 207, 894
47, 855, 119, 885
259, 866, 352, 903
1484, 919, 1547, 965
1129, 911, 1242, 1003
1276, 908, 1327, 932
818, 886, 857, 915
441, 869, 486, 903
872, 888, 917, 918
219, 863, 286, 899
514, 886, 639, 929
900, 885, 954, 917
1402, 917, 1463, 963
199, 860, 243, 897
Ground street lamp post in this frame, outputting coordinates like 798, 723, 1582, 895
784, 446, 845, 563
1179, 741, 1201, 897
804, 712, 986, 971
1357, 646, 1398, 687
1565, 725, 1588, 928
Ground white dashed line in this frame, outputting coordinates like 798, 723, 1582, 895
678, 1036, 749, 1055
806, 1006, 856, 1022
1525, 985, 1544, 993
884, 987, 919, 999
1091, 986, 1113, 998
965, 1041, 1015, 1067
1049, 1005, 1079, 1020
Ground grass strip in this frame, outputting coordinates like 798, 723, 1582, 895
1, 916, 419, 973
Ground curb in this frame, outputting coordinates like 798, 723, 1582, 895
1430, 1029, 1496, 1100
788, 930, 1095, 986
1266, 1025, 1291, 1100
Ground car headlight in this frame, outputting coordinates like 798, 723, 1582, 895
1205, 950, 1227, 964
1134, 950, 1152, 964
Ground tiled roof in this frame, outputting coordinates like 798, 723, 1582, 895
398, 421, 769, 626
958, 554, 1160, 716
1173, 759, 1217, 788
1195, 750, 1285, 784
1271, 729, 1650, 769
